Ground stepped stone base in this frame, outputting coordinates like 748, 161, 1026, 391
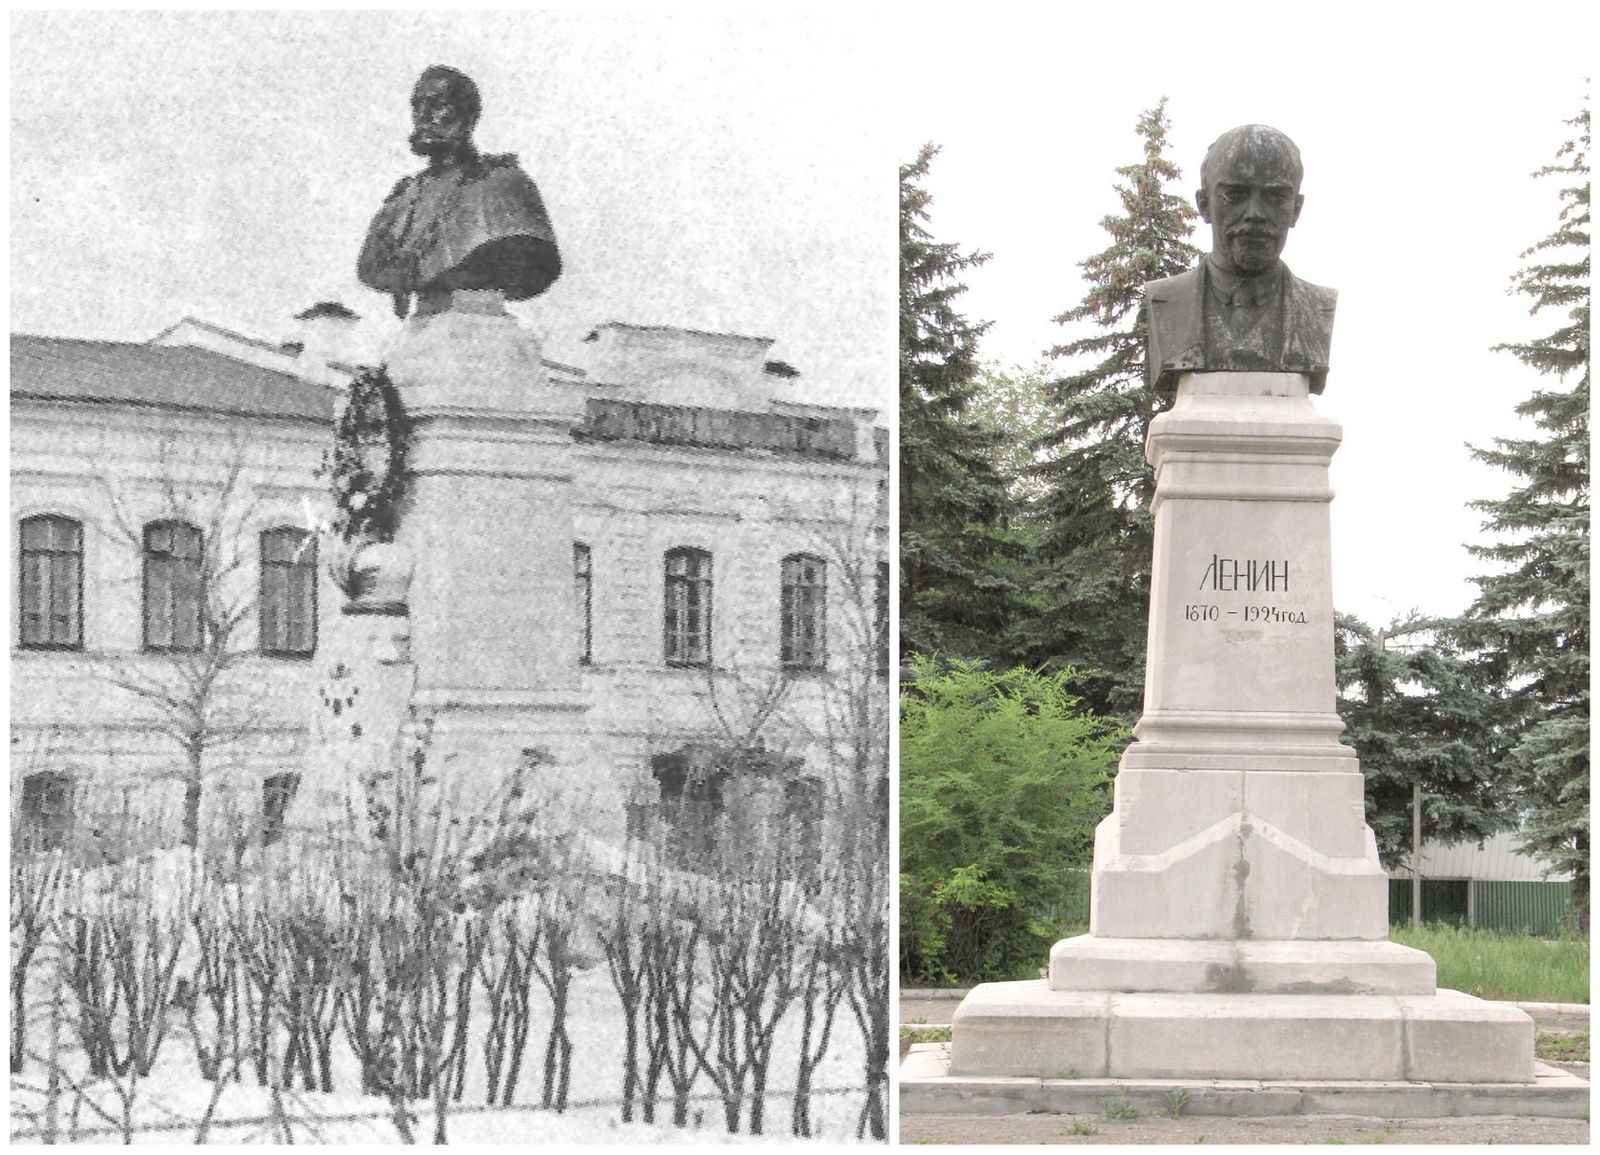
1049, 936, 1436, 995
903, 1045, 1588, 1119
949, 982, 1534, 1083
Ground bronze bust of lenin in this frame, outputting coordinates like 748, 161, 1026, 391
1144, 125, 1336, 393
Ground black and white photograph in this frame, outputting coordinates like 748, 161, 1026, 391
11, 10, 893, 1144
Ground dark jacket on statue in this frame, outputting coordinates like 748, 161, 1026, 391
1143, 259, 1337, 394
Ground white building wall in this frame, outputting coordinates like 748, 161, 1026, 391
12, 320, 888, 854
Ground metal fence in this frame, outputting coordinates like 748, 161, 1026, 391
1387, 878, 1575, 934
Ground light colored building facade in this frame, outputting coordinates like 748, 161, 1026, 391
10, 310, 888, 860
1386, 830, 1575, 932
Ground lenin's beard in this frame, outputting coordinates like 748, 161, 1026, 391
1224, 230, 1281, 277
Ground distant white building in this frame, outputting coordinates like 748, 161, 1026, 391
1387, 831, 1574, 932
11, 307, 888, 860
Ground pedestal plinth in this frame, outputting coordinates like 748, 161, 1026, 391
383, 302, 590, 782
946, 373, 1534, 1084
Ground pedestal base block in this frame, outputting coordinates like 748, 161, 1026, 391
904, 1047, 1587, 1119
1088, 765, 1391, 941
949, 982, 1534, 1083
1048, 936, 1435, 995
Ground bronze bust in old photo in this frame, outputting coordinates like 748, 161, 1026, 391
358, 66, 562, 319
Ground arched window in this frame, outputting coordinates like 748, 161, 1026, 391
18, 514, 83, 649
663, 547, 712, 667
19, 770, 73, 852
574, 542, 593, 665
780, 553, 826, 670
144, 521, 204, 652
259, 527, 317, 657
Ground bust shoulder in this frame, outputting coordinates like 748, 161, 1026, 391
1288, 273, 1338, 314
1144, 266, 1202, 304
384, 172, 417, 202
479, 151, 520, 171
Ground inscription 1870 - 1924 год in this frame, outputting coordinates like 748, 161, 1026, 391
1185, 553, 1306, 624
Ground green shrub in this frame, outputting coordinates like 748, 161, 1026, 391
900, 658, 1125, 983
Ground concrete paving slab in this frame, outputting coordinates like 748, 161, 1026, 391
900, 1043, 1590, 1119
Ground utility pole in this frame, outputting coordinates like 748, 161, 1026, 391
1411, 779, 1423, 927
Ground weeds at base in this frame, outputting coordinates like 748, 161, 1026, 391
1535, 1029, 1589, 1063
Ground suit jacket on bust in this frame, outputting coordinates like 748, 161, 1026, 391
358, 153, 561, 315
1143, 260, 1337, 394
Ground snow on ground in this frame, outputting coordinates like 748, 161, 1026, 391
11, 961, 878, 1144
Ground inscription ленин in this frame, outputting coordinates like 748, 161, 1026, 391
1199, 555, 1289, 592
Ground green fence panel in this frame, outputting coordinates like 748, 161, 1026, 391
1472, 880, 1574, 934
1389, 878, 1574, 933
1388, 878, 1469, 925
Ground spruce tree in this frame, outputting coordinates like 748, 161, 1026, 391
1455, 105, 1590, 924
899, 144, 1015, 663
1020, 100, 1201, 718
1334, 614, 1516, 869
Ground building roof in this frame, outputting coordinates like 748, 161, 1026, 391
1386, 829, 1572, 883
10, 334, 337, 423
147, 316, 295, 357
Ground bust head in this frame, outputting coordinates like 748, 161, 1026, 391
1196, 125, 1305, 278
409, 65, 480, 162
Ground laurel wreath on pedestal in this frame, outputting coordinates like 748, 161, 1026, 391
325, 365, 411, 544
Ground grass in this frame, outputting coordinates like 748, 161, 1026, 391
1066, 1118, 1099, 1136
1535, 1029, 1589, 1063
1389, 922, 1589, 1004
1100, 1098, 1140, 1120
900, 1026, 952, 1045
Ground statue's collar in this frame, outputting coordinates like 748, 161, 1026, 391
1203, 255, 1285, 307
421, 145, 481, 178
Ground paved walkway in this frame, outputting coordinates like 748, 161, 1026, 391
899, 1112, 1590, 1144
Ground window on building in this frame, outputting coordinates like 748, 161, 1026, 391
261, 772, 300, 846
876, 559, 890, 676
144, 521, 205, 652
259, 528, 316, 657
780, 553, 827, 670
18, 770, 73, 852
642, 749, 724, 859
574, 542, 592, 665
18, 515, 84, 650
664, 547, 712, 667
783, 775, 824, 888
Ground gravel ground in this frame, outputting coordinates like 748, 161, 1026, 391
898, 1112, 1591, 1144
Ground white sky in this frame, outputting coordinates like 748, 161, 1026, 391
10, 10, 896, 411
894, 5, 1592, 626
10, 8, 1594, 627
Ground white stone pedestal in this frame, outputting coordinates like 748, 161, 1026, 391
383, 301, 591, 785
947, 372, 1534, 1084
